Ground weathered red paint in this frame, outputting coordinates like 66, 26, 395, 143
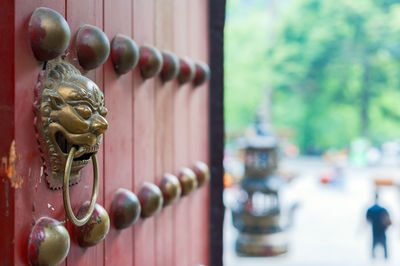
29, 15, 46, 44
28, 217, 70, 266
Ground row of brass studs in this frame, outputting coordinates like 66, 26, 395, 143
27, 161, 209, 266
27, 205, 110, 266
29, 7, 210, 86
113, 161, 210, 229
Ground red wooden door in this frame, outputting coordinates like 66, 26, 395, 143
0, 0, 210, 265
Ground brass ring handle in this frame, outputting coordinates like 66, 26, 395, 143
63, 146, 99, 226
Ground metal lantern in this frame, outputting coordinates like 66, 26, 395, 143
231, 125, 288, 256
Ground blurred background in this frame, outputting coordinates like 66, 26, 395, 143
223, 0, 400, 265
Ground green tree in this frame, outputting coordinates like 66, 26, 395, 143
224, 0, 400, 152
268, 0, 400, 152
224, 0, 272, 135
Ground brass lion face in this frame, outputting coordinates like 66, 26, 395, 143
34, 60, 108, 189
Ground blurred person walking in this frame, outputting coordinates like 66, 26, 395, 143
366, 192, 392, 260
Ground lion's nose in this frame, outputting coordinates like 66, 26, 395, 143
91, 114, 108, 135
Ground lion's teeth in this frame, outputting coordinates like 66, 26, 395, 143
74, 147, 86, 158
76, 145, 98, 155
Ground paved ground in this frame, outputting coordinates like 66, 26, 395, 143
224, 157, 400, 266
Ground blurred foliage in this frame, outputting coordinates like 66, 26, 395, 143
225, 0, 400, 153
224, 0, 271, 134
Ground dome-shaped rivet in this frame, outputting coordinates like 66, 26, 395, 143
177, 58, 196, 84
28, 217, 70, 266
178, 167, 198, 196
111, 188, 141, 229
76, 24, 110, 71
111, 34, 139, 75
74, 202, 110, 247
29, 7, 71, 61
193, 161, 210, 187
138, 45, 163, 79
160, 173, 181, 206
161, 51, 180, 82
193, 62, 210, 87
138, 182, 163, 218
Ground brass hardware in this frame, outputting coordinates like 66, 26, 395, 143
74, 202, 110, 247
178, 58, 195, 84
28, 217, 70, 266
29, 7, 71, 62
111, 188, 141, 229
63, 146, 99, 226
161, 51, 180, 82
193, 62, 210, 87
139, 45, 163, 79
160, 173, 181, 206
33, 60, 108, 189
138, 182, 163, 218
193, 161, 210, 187
111, 34, 139, 75
76, 24, 110, 71
178, 167, 198, 196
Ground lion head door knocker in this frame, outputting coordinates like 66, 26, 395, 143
34, 60, 108, 188
33, 59, 108, 225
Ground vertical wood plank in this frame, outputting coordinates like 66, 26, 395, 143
154, 1, 175, 266
188, 1, 202, 265
173, 1, 193, 266
188, 1, 211, 265
65, 0, 105, 265
200, 1, 211, 262
132, 1, 157, 266
14, 1, 67, 265
103, 0, 134, 265
199, 0, 211, 261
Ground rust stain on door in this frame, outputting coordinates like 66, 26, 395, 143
3, 140, 23, 188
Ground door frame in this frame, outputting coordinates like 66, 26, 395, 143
208, 1, 226, 265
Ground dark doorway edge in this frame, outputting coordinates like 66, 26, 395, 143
208, 1, 226, 266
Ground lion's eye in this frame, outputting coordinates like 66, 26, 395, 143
75, 105, 92, 120
50, 95, 65, 109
